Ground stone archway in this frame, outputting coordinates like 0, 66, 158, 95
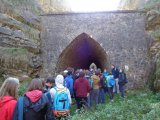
56, 33, 108, 72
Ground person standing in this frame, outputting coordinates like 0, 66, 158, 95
118, 68, 128, 98
64, 70, 74, 97
0, 77, 19, 120
13, 78, 53, 120
90, 70, 100, 106
50, 75, 71, 118
111, 65, 120, 93
74, 71, 90, 110
106, 73, 114, 102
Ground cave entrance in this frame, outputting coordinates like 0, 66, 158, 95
56, 33, 108, 72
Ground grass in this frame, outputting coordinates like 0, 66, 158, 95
71, 90, 160, 120
0, 47, 28, 55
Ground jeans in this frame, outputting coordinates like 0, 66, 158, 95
108, 87, 114, 100
90, 89, 99, 106
113, 78, 119, 93
119, 85, 124, 98
98, 88, 105, 104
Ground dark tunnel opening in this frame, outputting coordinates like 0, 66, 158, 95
56, 33, 108, 72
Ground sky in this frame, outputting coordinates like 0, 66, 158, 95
68, 0, 121, 12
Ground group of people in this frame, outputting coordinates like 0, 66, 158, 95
0, 64, 128, 120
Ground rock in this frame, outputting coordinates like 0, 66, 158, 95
0, 27, 12, 35
146, 10, 160, 30
19, 75, 31, 82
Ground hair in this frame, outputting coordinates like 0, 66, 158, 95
46, 77, 55, 84
79, 71, 85, 77
111, 64, 115, 68
67, 70, 72, 75
27, 78, 43, 92
109, 72, 112, 75
0, 77, 19, 99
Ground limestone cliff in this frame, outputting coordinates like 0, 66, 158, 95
0, 0, 42, 78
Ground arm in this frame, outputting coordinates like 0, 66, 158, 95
49, 88, 56, 102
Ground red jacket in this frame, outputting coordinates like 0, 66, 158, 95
74, 77, 90, 97
0, 96, 17, 120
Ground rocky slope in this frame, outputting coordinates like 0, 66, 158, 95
0, 0, 42, 79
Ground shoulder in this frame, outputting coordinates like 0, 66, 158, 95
50, 88, 56, 94
7, 99, 17, 108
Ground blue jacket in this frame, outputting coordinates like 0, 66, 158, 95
106, 75, 114, 88
111, 68, 119, 79
64, 75, 74, 95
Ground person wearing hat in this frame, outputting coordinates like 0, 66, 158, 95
50, 74, 72, 103
50, 75, 72, 118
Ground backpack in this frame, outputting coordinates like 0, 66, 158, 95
109, 77, 115, 87
53, 87, 70, 117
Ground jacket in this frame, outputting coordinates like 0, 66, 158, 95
91, 75, 100, 89
0, 96, 17, 120
111, 68, 119, 79
119, 72, 127, 85
64, 75, 74, 95
106, 75, 114, 88
12, 90, 53, 120
74, 77, 90, 97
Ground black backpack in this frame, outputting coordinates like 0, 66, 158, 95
23, 95, 48, 120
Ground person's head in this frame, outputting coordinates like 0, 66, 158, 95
95, 69, 101, 75
104, 68, 107, 72
63, 70, 68, 77
111, 64, 115, 69
119, 68, 124, 73
55, 74, 64, 86
27, 78, 43, 92
79, 71, 85, 78
67, 70, 72, 76
109, 72, 112, 75
45, 77, 55, 87
0, 77, 19, 99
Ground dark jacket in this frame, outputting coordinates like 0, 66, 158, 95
118, 72, 127, 85
74, 77, 90, 97
99, 75, 106, 89
12, 92, 53, 120
111, 68, 119, 79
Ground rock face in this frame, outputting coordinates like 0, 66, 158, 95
41, 11, 152, 89
146, 5, 160, 92
0, 0, 42, 77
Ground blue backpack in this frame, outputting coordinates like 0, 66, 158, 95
109, 78, 115, 87
53, 87, 70, 116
